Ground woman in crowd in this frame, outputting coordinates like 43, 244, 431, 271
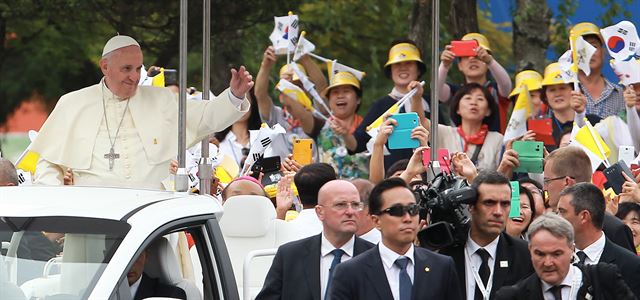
348, 39, 431, 169
438, 33, 511, 132
509, 70, 545, 118
505, 184, 537, 240
616, 202, 640, 255
436, 83, 503, 171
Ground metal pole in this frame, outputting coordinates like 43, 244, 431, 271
198, 0, 213, 195
428, 0, 441, 178
176, 0, 189, 192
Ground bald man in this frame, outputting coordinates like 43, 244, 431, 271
0, 158, 19, 186
256, 180, 375, 300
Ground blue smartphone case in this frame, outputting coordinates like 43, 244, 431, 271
388, 112, 420, 150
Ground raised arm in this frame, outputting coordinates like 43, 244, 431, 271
298, 54, 328, 95
477, 47, 511, 98
255, 46, 278, 120
438, 45, 455, 102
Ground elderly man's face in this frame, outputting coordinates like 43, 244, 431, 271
529, 229, 574, 286
101, 46, 143, 99
127, 251, 146, 286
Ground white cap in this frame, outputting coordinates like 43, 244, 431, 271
102, 35, 140, 57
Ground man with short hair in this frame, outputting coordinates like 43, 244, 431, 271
32, 35, 252, 189
0, 158, 19, 186
440, 170, 533, 300
128, 250, 186, 300
351, 178, 380, 244
331, 177, 462, 300
495, 213, 635, 300
287, 163, 338, 237
545, 146, 635, 252
557, 183, 640, 298
256, 180, 374, 300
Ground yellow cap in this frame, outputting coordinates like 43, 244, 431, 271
384, 43, 424, 68
541, 63, 573, 86
264, 181, 299, 198
279, 64, 307, 82
509, 70, 543, 98
321, 71, 361, 98
462, 33, 492, 52
570, 22, 603, 42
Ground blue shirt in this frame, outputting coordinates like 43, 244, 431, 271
580, 78, 625, 119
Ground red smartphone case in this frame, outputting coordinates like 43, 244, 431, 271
451, 40, 478, 57
527, 118, 555, 145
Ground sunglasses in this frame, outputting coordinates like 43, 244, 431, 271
379, 204, 420, 217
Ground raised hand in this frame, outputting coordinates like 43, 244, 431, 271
570, 90, 587, 114
440, 45, 456, 68
624, 84, 636, 108
230, 65, 254, 99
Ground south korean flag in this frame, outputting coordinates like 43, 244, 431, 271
242, 123, 286, 174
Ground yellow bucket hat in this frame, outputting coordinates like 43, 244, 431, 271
570, 22, 603, 43
509, 70, 543, 98
541, 62, 574, 86
384, 42, 424, 67
462, 33, 492, 52
279, 63, 307, 82
321, 71, 361, 98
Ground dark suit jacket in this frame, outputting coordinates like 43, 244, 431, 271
134, 273, 186, 300
599, 237, 640, 298
495, 263, 636, 300
439, 231, 534, 300
255, 234, 375, 300
602, 213, 636, 253
330, 245, 463, 300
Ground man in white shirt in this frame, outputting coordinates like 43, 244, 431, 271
32, 35, 252, 189
557, 182, 640, 298
256, 180, 374, 300
495, 213, 634, 300
331, 177, 462, 300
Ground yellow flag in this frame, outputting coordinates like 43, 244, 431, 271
503, 86, 532, 142
366, 102, 400, 132
15, 150, 40, 175
574, 122, 611, 160
152, 68, 165, 87
276, 79, 314, 111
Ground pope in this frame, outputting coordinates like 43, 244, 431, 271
31, 35, 253, 189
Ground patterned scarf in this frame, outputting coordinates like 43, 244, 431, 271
457, 124, 489, 152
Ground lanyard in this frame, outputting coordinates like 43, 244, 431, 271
464, 247, 494, 300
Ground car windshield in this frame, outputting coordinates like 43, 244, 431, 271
0, 216, 130, 300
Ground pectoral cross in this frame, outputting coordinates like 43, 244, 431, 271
104, 147, 120, 171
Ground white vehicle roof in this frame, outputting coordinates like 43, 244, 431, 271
0, 185, 223, 220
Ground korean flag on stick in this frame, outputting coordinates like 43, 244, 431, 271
269, 13, 300, 55
610, 59, 640, 86
600, 21, 640, 61
292, 31, 316, 62
327, 60, 366, 81
242, 123, 286, 174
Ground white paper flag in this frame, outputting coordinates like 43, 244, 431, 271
269, 15, 300, 55
292, 34, 316, 62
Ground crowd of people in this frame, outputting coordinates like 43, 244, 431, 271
2, 17, 640, 300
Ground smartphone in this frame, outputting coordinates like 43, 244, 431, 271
292, 139, 313, 165
604, 160, 634, 194
527, 118, 555, 145
513, 141, 544, 173
422, 149, 452, 173
163, 69, 178, 86
618, 145, 635, 166
451, 40, 478, 57
388, 112, 420, 150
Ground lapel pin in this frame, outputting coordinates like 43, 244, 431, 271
424, 266, 430, 272
500, 261, 508, 268
153, 138, 158, 144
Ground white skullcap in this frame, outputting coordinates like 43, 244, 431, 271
102, 35, 140, 57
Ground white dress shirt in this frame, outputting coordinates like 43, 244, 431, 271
218, 130, 258, 167
379, 241, 415, 300
130, 274, 143, 298
575, 231, 606, 265
541, 265, 582, 300
287, 208, 323, 238
358, 228, 381, 244
320, 234, 355, 300
464, 234, 500, 300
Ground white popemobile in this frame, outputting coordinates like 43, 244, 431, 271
0, 185, 239, 300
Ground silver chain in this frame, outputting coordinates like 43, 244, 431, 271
101, 81, 130, 152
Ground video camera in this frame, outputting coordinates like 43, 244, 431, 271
415, 158, 476, 250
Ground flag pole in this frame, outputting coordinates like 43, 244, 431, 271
198, 0, 213, 195
176, 0, 189, 192
429, 0, 440, 168
286, 11, 293, 66
308, 52, 329, 62
584, 119, 611, 167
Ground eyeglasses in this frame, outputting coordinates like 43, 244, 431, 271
379, 204, 420, 217
543, 176, 571, 186
331, 201, 365, 212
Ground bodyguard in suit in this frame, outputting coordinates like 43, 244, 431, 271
544, 146, 636, 252
557, 182, 640, 298
128, 251, 186, 300
330, 177, 463, 300
439, 170, 534, 300
256, 180, 375, 300
495, 213, 635, 300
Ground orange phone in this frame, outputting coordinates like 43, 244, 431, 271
451, 40, 478, 57
292, 139, 313, 165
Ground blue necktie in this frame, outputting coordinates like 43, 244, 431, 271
394, 256, 412, 300
326, 249, 345, 299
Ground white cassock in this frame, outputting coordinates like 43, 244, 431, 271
31, 78, 249, 189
